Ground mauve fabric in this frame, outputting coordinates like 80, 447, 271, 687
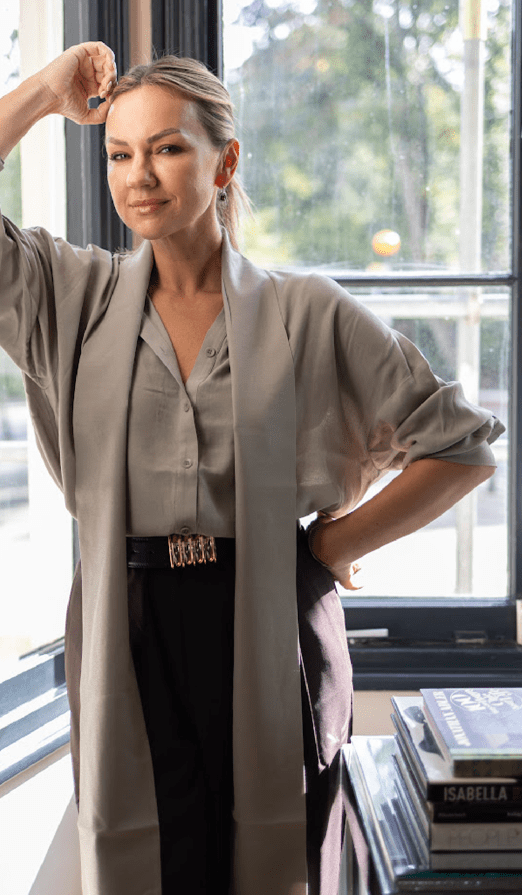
0, 199, 504, 895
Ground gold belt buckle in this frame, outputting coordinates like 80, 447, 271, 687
167, 534, 217, 568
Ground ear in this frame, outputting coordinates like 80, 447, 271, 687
215, 139, 240, 188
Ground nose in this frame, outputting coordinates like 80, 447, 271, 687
126, 154, 157, 188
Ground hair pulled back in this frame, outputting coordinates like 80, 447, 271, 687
110, 56, 249, 250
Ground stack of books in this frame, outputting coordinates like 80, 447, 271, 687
389, 689, 522, 872
346, 688, 522, 892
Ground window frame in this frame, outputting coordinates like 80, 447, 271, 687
211, 0, 522, 680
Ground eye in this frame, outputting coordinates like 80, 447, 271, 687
159, 144, 183, 154
108, 152, 129, 161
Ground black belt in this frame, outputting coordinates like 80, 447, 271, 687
127, 534, 234, 569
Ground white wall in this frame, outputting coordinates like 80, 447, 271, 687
0, 747, 81, 895
353, 690, 420, 736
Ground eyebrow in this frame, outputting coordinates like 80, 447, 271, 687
106, 127, 182, 146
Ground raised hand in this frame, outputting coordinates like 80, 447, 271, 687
35, 41, 117, 125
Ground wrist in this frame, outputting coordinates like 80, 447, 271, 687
308, 515, 353, 577
307, 520, 335, 573
23, 73, 62, 117
0, 76, 59, 161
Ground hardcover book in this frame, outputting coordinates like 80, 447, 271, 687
421, 688, 522, 778
393, 732, 522, 824
427, 820, 522, 851
391, 695, 522, 804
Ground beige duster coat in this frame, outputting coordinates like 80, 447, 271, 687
0, 211, 503, 895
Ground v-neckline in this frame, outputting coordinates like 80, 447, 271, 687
143, 297, 226, 389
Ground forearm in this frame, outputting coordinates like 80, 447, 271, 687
0, 76, 57, 162
0, 43, 117, 165
311, 458, 494, 583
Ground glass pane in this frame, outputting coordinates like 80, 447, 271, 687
340, 284, 509, 597
0, 0, 70, 671
0, 0, 30, 662
223, 0, 512, 273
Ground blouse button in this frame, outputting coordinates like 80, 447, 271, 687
183, 458, 193, 469
183, 401, 190, 412
180, 526, 190, 536
206, 347, 216, 357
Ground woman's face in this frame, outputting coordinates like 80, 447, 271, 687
105, 85, 224, 243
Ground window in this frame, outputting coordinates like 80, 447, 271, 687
0, 0, 72, 781
0, 0, 71, 672
218, 0, 522, 679
0, 0, 136, 785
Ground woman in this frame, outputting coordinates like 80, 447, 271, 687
0, 42, 503, 895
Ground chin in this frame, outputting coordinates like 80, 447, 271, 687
126, 220, 174, 241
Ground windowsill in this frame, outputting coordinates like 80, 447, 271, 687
0, 641, 70, 786
0, 740, 70, 799
0, 711, 70, 787
349, 640, 522, 690
2, 634, 522, 782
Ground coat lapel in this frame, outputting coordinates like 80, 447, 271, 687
72, 233, 307, 894
73, 240, 162, 895
222, 235, 307, 894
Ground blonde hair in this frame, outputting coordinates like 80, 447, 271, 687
110, 56, 250, 249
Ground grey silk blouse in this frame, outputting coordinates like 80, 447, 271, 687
126, 289, 500, 542
126, 298, 235, 537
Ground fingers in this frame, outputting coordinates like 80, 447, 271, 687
75, 42, 117, 99
78, 40, 116, 69
83, 92, 113, 125
341, 563, 364, 591
93, 57, 117, 99
98, 79, 114, 100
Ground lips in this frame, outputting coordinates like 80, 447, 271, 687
132, 199, 167, 208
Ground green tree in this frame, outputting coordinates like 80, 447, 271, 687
227, 0, 511, 272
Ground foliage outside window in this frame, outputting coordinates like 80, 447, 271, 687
223, 0, 510, 599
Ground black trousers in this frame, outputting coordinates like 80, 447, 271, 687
65, 532, 347, 895
128, 542, 236, 894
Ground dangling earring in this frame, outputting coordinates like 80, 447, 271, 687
216, 173, 228, 205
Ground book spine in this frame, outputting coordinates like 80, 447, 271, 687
429, 782, 522, 804
430, 822, 522, 851
430, 851, 522, 871
430, 803, 522, 823
390, 714, 429, 794
452, 756, 522, 778
393, 751, 429, 834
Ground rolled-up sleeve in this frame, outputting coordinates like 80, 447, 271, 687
0, 208, 114, 385
370, 331, 504, 469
